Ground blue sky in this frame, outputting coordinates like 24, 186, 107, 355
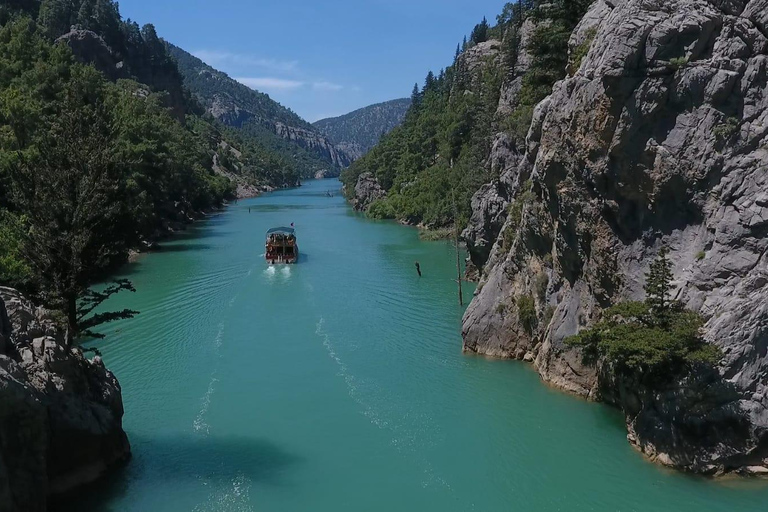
117, 0, 508, 122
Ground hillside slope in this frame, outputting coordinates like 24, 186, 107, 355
313, 98, 411, 161
168, 45, 350, 177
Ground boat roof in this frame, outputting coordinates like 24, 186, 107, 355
266, 227, 295, 236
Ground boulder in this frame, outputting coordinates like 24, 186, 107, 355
0, 287, 130, 511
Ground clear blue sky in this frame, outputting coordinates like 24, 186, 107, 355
117, 0, 507, 122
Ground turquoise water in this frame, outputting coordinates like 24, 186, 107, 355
66, 179, 767, 511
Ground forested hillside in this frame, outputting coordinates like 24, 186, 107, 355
341, 1, 593, 229
169, 45, 350, 176
313, 98, 411, 161
0, 0, 311, 339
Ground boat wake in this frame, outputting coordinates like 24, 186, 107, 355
193, 474, 253, 512
194, 322, 225, 435
314, 317, 455, 494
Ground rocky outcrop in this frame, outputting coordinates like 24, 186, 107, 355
463, 0, 768, 474
350, 172, 386, 211
274, 122, 351, 169
56, 29, 124, 81
0, 288, 130, 511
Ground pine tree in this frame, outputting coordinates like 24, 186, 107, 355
462, 35, 468, 51
645, 246, 674, 314
410, 82, 421, 107
471, 17, 490, 44
455, 43, 461, 59
424, 71, 436, 93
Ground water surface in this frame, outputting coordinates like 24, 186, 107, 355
69, 179, 767, 511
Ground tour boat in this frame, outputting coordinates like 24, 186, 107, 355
265, 227, 298, 264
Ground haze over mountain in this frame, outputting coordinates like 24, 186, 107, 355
313, 98, 411, 161
168, 44, 352, 175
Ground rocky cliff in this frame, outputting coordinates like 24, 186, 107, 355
0, 288, 130, 511
463, 0, 768, 474
168, 44, 350, 174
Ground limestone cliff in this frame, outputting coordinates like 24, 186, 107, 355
463, 0, 768, 474
0, 288, 130, 511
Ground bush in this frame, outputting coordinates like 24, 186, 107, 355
518, 295, 537, 335
366, 199, 396, 219
669, 56, 689, 70
713, 117, 740, 143
568, 27, 597, 75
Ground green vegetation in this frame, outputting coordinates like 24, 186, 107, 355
341, 1, 594, 231
518, 295, 537, 335
713, 116, 740, 143
568, 27, 596, 75
0, 3, 257, 344
696, 251, 706, 261
669, 56, 689, 70
566, 248, 721, 386
418, 228, 455, 241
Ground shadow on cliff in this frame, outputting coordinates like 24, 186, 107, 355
51, 433, 301, 511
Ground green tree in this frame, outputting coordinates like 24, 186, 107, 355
4, 63, 138, 345
470, 17, 489, 44
566, 249, 720, 386
645, 245, 673, 314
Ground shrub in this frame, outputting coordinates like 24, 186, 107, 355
696, 251, 706, 261
419, 228, 454, 241
0, 210, 32, 288
669, 56, 689, 70
713, 117, 740, 143
518, 295, 537, 335
366, 199, 396, 219
568, 28, 597, 75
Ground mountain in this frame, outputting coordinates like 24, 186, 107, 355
313, 98, 411, 161
344, 0, 768, 475
167, 44, 350, 176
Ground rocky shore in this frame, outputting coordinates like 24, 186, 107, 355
0, 288, 130, 512
462, 0, 768, 474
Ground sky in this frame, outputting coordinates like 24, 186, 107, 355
117, 0, 509, 122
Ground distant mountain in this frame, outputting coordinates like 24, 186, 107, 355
167, 44, 350, 177
313, 98, 411, 161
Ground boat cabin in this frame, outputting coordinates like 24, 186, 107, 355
266, 227, 298, 264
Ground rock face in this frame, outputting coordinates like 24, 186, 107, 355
463, 0, 768, 474
0, 287, 130, 512
350, 172, 386, 211
56, 29, 123, 80
273, 122, 351, 168
463, 20, 538, 275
